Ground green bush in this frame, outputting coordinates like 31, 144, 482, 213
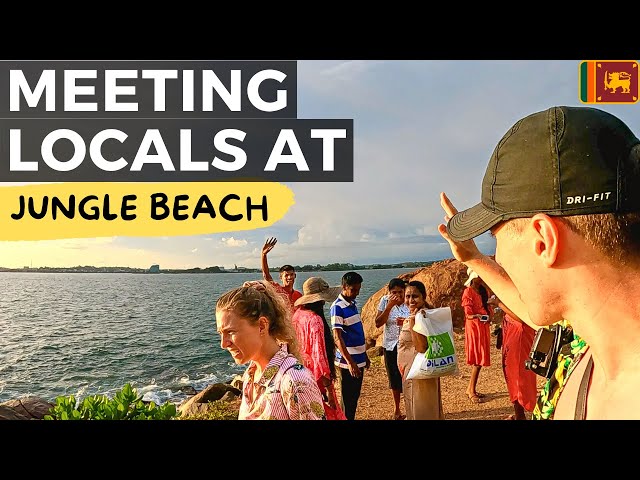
44, 383, 179, 420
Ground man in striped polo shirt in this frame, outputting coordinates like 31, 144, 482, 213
331, 271, 370, 420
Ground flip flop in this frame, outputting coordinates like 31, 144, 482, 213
468, 394, 483, 404
475, 392, 486, 398
393, 414, 406, 420
504, 414, 516, 420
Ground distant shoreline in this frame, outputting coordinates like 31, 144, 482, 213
0, 262, 435, 274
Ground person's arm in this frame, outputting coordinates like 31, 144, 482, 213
331, 304, 361, 378
332, 328, 361, 378
461, 289, 483, 321
281, 370, 325, 420
261, 237, 277, 283
309, 317, 332, 386
495, 298, 524, 324
439, 192, 538, 329
375, 295, 398, 328
410, 311, 428, 354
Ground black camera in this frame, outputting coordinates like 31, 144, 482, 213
524, 324, 573, 378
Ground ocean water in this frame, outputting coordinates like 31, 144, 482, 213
0, 268, 416, 405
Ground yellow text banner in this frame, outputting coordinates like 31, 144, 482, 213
0, 182, 295, 241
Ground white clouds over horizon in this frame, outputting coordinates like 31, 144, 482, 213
3, 61, 639, 269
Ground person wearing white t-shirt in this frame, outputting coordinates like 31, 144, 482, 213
375, 278, 410, 420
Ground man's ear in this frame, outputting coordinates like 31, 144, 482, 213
530, 214, 560, 267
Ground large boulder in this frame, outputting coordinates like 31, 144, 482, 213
361, 258, 471, 348
0, 397, 55, 419
178, 382, 241, 417
0, 405, 30, 420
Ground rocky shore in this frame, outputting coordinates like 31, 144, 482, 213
0, 258, 544, 421
0, 336, 540, 420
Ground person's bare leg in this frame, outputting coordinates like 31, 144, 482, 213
513, 401, 527, 420
392, 388, 403, 419
467, 365, 481, 399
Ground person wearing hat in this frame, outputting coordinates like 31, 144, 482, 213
438, 105, 640, 419
292, 277, 346, 420
461, 267, 492, 403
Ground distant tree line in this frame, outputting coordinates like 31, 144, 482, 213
0, 261, 435, 274
271, 261, 435, 272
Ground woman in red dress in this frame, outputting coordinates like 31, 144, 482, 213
292, 277, 347, 420
461, 267, 491, 403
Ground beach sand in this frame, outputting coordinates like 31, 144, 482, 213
353, 331, 546, 420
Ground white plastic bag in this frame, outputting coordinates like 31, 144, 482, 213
406, 307, 459, 380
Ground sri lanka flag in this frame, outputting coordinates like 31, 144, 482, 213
579, 60, 639, 104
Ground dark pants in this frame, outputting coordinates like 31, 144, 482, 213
339, 366, 364, 420
384, 345, 403, 392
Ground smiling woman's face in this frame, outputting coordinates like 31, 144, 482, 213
216, 309, 263, 365
404, 286, 425, 311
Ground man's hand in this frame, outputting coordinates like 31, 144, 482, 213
348, 360, 362, 378
388, 292, 404, 307
437, 192, 484, 263
262, 237, 277, 256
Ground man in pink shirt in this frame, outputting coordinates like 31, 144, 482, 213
261, 237, 302, 310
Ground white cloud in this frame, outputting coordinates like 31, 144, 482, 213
220, 237, 248, 247
360, 233, 374, 242
5, 61, 636, 270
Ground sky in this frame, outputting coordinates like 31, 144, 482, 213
2, 60, 639, 270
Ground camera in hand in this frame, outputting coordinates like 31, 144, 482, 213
524, 324, 574, 378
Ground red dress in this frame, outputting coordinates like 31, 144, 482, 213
461, 287, 491, 367
291, 308, 346, 420
501, 314, 538, 411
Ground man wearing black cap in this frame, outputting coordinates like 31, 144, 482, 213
438, 106, 640, 420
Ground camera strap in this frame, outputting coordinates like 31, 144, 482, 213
574, 355, 594, 420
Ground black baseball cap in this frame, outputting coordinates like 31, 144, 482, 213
447, 106, 640, 242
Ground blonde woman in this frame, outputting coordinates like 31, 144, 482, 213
216, 280, 325, 420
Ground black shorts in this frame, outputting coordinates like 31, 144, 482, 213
384, 346, 403, 392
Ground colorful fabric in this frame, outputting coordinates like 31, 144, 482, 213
461, 287, 491, 367
501, 314, 538, 411
377, 294, 410, 351
397, 322, 443, 420
579, 60, 639, 104
239, 347, 325, 420
291, 308, 346, 420
291, 308, 332, 385
330, 294, 367, 368
270, 281, 302, 311
532, 324, 588, 420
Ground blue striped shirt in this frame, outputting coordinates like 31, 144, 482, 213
330, 294, 367, 368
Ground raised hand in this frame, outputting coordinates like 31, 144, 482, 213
388, 292, 404, 307
262, 237, 277, 256
437, 192, 483, 263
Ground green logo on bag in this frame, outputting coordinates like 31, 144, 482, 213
427, 332, 455, 358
